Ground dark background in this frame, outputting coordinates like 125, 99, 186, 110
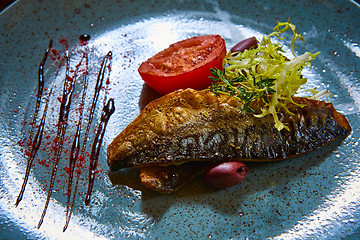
0, 0, 14, 11
1, 0, 360, 12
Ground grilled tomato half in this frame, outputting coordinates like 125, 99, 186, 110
138, 35, 226, 95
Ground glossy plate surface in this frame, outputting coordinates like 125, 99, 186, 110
1, 0, 360, 239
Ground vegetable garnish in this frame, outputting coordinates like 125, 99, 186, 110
138, 35, 226, 95
209, 19, 321, 131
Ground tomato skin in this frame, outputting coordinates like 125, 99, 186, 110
138, 35, 226, 95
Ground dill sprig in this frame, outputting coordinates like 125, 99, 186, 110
209, 68, 276, 114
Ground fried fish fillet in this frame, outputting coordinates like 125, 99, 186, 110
107, 88, 351, 173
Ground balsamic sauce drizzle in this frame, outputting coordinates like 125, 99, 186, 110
38, 51, 76, 229
85, 98, 115, 206
16, 38, 115, 231
62, 51, 113, 231
15, 89, 52, 207
15, 40, 53, 207
84, 51, 113, 147
33, 40, 53, 139
63, 53, 89, 231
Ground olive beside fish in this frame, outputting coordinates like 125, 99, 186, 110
203, 161, 249, 188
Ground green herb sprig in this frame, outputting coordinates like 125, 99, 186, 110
209, 68, 276, 114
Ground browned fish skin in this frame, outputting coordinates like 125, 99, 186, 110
107, 89, 351, 171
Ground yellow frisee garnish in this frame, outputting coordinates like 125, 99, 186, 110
209, 19, 321, 131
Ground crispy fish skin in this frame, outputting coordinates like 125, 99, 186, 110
107, 89, 351, 171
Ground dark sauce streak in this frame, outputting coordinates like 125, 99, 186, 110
17, 39, 115, 231
15, 90, 52, 206
63, 51, 112, 230
15, 40, 53, 207
32, 40, 53, 137
38, 51, 77, 229
63, 53, 89, 232
85, 99, 115, 206
81, 51, 112, 155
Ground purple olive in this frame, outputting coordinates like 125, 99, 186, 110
203, 161, 249, 188
230, 37, 258, 53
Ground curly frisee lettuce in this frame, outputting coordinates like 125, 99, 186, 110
209, 19, 321, 131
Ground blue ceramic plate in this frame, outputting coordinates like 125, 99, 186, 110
1, 0, 360, 239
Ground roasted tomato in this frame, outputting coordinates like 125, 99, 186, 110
138, 35, 226, 95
